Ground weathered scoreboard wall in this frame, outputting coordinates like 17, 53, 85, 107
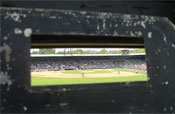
1, 1, 175, 113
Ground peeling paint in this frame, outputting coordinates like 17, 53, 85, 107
4, 12, 26, 22
163, 65, 167, 69
62, 88, 67, 91
3, 36, 8, 40
129, 31, 135, 37
123, 14, 132, 20
172, 44, 175, 49
0, 43, 12, 62
163, 107, 167, 112
0, 72, 12, 86
141, 21, 146, 28
148, 32, 152, 39
24, 28, 32, 37
158, 48, 161, 52
102, 19, 106, 30
170, 106, 174, 111
59, 102, 68, 106
80, 11, 87, 15
154, 26, 167, 42
14, 28, 23, 34
163, 36, 167, 42
97, 24, 100, 30
165, 81, 169, 85
49, 16, 56, 19
137, 31, 142, 36
23, 106, 28, 111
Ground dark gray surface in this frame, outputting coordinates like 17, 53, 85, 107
1, 6, 175, 113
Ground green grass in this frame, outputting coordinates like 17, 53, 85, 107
61, 68, 144, 74
31, 68, 147, 86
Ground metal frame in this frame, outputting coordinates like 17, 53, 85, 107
1, 7, 175, 113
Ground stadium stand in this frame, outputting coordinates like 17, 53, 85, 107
31, 55, 147, 72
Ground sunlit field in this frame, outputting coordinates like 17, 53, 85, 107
31, 68, 147, 86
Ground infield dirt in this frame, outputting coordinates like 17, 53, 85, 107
31, 70, 139, 78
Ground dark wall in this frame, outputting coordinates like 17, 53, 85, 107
1, 1, 175, 24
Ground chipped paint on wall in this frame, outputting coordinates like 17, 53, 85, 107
0, 43, 12, 62
0, 72, 12, 86
24, 28, 32, 37
4, 12, 26, 22
14, 28, 23, 34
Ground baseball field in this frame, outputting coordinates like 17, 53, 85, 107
31, 68, 147, 86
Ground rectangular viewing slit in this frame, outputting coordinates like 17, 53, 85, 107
30, 47, 148, 86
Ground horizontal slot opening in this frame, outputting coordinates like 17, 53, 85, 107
30, 47, 148, 86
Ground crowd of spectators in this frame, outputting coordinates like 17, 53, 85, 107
31, 58, 147, 72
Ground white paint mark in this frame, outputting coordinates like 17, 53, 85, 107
163, 65, 167, 69
137, 21, 141, 25
0, 44, 12, 62
172, 44, 175, 48
86, 15, 91, 18
130, 31, 135, 37
62, 88, 67, 91
23, 14, 26, 18
0, 72, 12, 86
141, 21, 146, 28
148, 32, 152, 39
24, 28, 32, 37
14, 28, 22, 34
103, 19, 106, 30
3, 36, 8, 40
158, 49, 161, 52
10, 12, 20, 22
97, 24, 100, 30
170, 106, 174, 111
114, 31, 118, 35
80, 11, 87, 15
165, 81, 169, 85
115, 24, 118, 27
137, 31, 142, 36
163, 107, 167, 112
59, 102, 68, 106
133, 22, 137, 26
123, 14, 131, 19
49, 16, 56, 19
23, 106, 28, 111
5, 12, 21, 22
163, 36, 167, 42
